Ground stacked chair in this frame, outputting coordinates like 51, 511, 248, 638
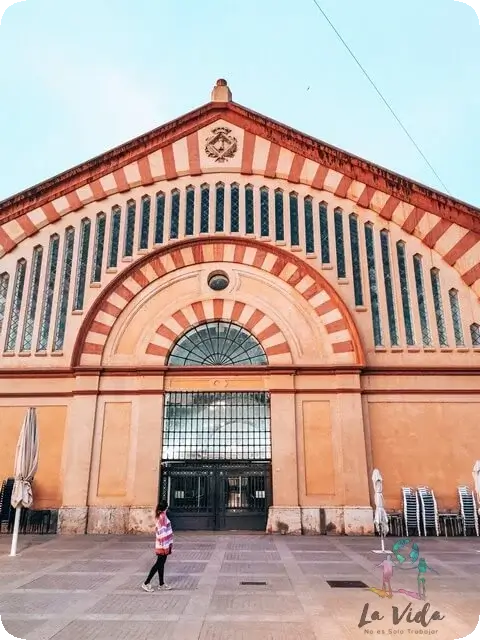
418, 486, 440, 536
0, 478, 14, 533
458, 485, 479, 536
402, 487, 421, 536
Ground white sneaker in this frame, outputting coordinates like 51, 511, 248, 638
158, 584, 172, 591
142, 583, 154, 593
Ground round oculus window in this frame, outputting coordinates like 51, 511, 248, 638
208, 272, 229, 291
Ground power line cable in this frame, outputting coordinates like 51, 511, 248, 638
310, 0, 451, 194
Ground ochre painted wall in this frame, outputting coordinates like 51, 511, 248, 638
302, 400, 335, 496
97, 402, 132, 499
368, 401, 480, 510
0, 405, 67, 508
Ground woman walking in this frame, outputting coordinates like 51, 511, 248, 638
142, 501, 173, 592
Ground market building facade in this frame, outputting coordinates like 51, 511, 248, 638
0, 80, 479, 535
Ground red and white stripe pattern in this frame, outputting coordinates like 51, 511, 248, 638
146, 300, 292, 364
1, 116, 479, 297
79, 240, 359, 366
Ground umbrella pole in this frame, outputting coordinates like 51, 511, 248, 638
9, 507, 21, 557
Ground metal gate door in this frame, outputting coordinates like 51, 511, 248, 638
161, 463, 272, 531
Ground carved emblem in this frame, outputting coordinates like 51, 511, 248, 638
205, 127, 238, 163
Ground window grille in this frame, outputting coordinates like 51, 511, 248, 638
380, 230, 399, 346
53, 227, 75, 351
365, 223, 382, 346
430, 269, 448, 347
167, 321, 268, 366
200, 184, 210, 233
73, 218, 90, 310
289, 192, 299, 246
185, 186, 195, 236
349, 214, 363, 306
304, 197, 314, 254
413, 255, 432, 346
169, 189, 180, 239
155, 192, 166, 244
274, 189, 284, 242
245, 185, 255, 234
91, 213, 106, 283
0, 272, 9, 335
139, 196, 151, 250
230, 184, 240, 233
215, 183, 225, 232
470, 323, 480, 347
319, 203, 330, 264
108, 207, 121, 267
4, 259, 27, 352
449, 289, 464, 347
124, 200, 136, 257
334, 209, 346, 278
260, 187, 269, 237
37, 234, 60, 351
396, 241, 415, 346
162, 391, 271, 461
20, 247, 43, 351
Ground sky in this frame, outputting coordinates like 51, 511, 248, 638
0, 0, 479, 207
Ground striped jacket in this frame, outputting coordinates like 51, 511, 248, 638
155, 513, 173, 555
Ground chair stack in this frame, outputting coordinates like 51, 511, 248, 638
402, 487, 421, 536
458, 486, 479, 536
418, 486, 440, 537
0, 478, 14, 533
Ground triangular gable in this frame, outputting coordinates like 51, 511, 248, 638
1, 98, 480, 293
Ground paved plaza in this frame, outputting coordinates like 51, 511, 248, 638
0, 533, 479, 639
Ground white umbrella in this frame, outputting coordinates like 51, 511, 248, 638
473, 461, 480, 516
372, 468, 389, 554
10, 407, 39, 557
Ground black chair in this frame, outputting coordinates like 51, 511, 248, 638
0, 478, 14, 533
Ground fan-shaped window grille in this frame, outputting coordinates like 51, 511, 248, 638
167, 321, 268, 366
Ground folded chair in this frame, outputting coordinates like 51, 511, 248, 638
458, 486, 479, 536
418, 486, 440, 536
402, 487, 421, 536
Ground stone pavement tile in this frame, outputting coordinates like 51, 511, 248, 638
48, 620, 177, 639
215, 575, 293, 591
89, 549, 145, 560
58, 560, 120, 573
0, 572, 29, 585
198, 621, 317, 639
163, 561, 208, 574
0, 592, 84, 615
299, 562, 371, 575
1, 618, 45, 638
20, 572, 112, 591
220, 562, 286, 574
224, 551, 281, 561
166, 550, 213, 561
117, 573, 200, 591
291, 550, 345, 561
86, 592, 189, 615
209, 593, 303, 614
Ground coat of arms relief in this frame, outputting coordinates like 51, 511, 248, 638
205, 127, 238, 163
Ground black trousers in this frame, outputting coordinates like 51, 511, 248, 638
145, 554, 167, 585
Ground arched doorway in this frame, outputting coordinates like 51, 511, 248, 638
159, 321, 272, 531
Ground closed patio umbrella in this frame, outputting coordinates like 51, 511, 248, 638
473, 461, 480, 515
10, 407, 39, 557
372, 468, 389, 554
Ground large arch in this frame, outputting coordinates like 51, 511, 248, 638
72, 237, 365, 367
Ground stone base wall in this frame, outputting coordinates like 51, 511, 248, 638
58, 507, 155, 534
59, 505, 374, 535
268, 506, 374, 535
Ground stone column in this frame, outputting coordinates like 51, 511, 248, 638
128, 384, 165, 533
334, 389, 373, 535
58, 375, 100, 534
267, 384, 301, 535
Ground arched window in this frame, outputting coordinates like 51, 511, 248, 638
37, 234, 60, 351
154, 192, 165, 244
74, 218, 91, 310
274, 189, 284, 242
380, 230, 399, 346
471, 323, 480, 347
91, 212, 106, 283
449, 289, 464, 347
200, 184, 210, 233
21, 246, 43, 352
349, 214, 363, 306
124, 200, 136, 257
260, 187, 270, 237
245, 185, 255, 234
139, 196, 151, 250
230, 183, 240, 233
169, 189, 180, 239
53, 227, 75, 351
289, 192, 299, 246
215, 182, 225, 232
365, 223, 382, 346
319, 202, 330, 264
304, 196, 314, 254
0, 272, 9, 335
334, 208, 346, 278
4, 259, 27, 352
167, 321, 268, 366
108, 207, 121, 267
185, 186, 195, 236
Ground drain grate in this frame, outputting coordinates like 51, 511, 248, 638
240, 581, 268, 586
327, 580, 368, 589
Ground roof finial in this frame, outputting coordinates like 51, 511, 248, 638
211, 78, 232, 102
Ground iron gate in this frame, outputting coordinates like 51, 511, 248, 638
160, 462, 272, 531
160, 391, 272, 531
